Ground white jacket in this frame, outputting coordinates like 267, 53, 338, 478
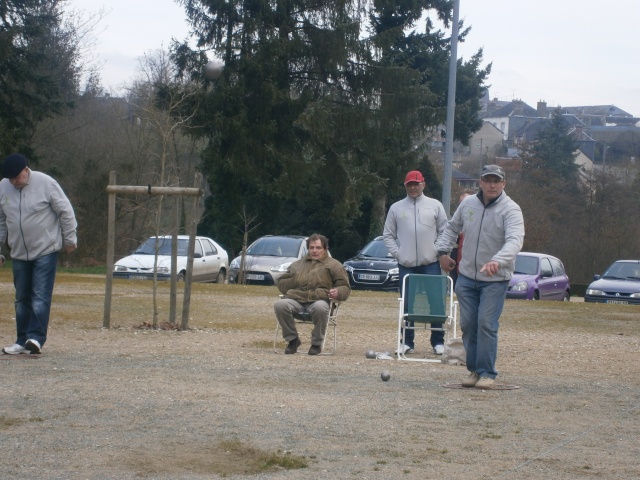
383, 194, 448, 268
0, 171, 77, 261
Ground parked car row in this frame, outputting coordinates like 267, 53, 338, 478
113, 234, 639, 306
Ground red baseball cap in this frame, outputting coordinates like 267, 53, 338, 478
404, 170, 425, 185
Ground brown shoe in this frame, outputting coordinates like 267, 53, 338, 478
475, 377, 495, 389
308, 345, 322, 355
462, 372, 480, 388
284, 337, 301, 354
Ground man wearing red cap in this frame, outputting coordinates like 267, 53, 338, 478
383, 170, 448, 356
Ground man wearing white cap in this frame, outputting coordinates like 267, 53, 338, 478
383, 170, 448, 355
0, 153, 77, 355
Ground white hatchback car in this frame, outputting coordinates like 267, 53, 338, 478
113, 235, 229, 283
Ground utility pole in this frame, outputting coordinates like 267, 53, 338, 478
442, 0, 460, 216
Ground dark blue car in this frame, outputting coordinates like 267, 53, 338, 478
343, 236, 399, 291
585, 260, 640, 305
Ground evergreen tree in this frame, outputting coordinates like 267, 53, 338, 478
173, 0, 489, 258
522, 110, 580, 182
0, 0, 83, 155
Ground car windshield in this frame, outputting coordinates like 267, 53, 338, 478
360, 240, 391, 258
135, 238, 190, 256
247, 237, 302, 257
514, 255, 539, 275
603, 262, 640, 281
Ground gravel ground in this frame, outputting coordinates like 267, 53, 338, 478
1, 273, 639, 479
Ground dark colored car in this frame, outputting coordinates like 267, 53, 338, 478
343, 236, 399, 291
585, 260, 640, 305
228, 235, 308, 285
506, 252, 570, 301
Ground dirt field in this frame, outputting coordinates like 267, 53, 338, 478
1, 272, 639, 479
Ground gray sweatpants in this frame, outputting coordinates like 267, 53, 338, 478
274, 298, 330, 346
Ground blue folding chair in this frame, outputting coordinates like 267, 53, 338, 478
397, 274, 458, 362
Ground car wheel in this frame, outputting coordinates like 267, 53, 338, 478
563, 291, 570, 301
533, 290, 540, 300
216, 270, 226, 284
177, 271, 185, 282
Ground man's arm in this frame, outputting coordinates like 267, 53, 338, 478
329, 261, 351, 301
49, 179, 78, 249
435, 206, 464, 272
276, 269, 299, 294
382, 207, 399, 258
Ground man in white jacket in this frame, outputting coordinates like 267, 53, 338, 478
383, 170, 448, 355
0, 153, 77, 355
436, 165, 524, 389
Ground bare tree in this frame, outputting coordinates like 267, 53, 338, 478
236, 206, 260, 285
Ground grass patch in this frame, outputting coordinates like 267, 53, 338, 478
124, 440, 307, 477
0, 415, 44, 429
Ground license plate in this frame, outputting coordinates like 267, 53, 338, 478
246, 274, 265, 280
606, 299, 628, 305
358, 274, 380, 281
129, 275, 150, 280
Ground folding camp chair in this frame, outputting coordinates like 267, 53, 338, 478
274, 298, 340, 355
397, 274, 458, 362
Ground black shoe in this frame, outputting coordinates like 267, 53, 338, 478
308, 345, 322, 355
284, 337, 301, 354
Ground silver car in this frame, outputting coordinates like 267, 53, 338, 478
228, 235, 308, 285
113, 235, 229, 283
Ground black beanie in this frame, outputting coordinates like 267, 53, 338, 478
2, 153, 28, 179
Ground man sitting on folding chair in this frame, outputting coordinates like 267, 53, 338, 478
274, 233, 351, 355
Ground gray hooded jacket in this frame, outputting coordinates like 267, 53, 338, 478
0, 170, 77, 261
435, 191, 524, 282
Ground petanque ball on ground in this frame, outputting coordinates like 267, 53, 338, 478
365, 350, 376, 359
204, 60, 223, 79
381, 371, 391, 382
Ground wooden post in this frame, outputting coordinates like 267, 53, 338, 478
103, 171, 117, 328
103, 178, 202, 330
169, 197, 180, 324
181, 173, 202, 330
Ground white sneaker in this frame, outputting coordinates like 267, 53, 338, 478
433, 344, 445, 355
2, 344, 27, 355
25, 339, 41, 354
395, 344, 414, 355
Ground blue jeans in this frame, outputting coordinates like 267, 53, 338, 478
12, 252, 59, 347
454, 274, 509, 379
399, 262, 444, 349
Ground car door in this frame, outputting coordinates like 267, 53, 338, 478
537, 257, 558, 299
549, 257, 569, 300
201, 238, 223, 282
191, 239, 208, 281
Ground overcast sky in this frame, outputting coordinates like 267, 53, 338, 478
68, 0, 640, 116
